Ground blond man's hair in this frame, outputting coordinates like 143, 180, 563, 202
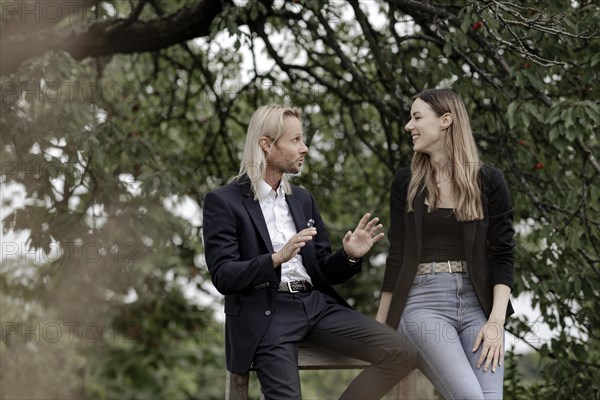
237, 104, 302, 200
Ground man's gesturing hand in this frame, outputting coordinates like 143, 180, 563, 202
342, 213, 385, 259
272, 228, 317, 267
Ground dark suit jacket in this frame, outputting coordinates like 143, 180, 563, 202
203, 175, 361, 374
382, 164, 515, 329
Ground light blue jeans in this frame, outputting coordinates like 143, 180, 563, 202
399, 271, 504, 400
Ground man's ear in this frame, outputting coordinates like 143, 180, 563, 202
259, 136, 272, 153
441, 113, 453, 129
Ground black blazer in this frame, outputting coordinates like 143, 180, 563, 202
382, 165, 515, 329
202, 175, 361, 374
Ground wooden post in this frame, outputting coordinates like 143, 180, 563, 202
393, 369, 418, 399
225, 371, 249, 400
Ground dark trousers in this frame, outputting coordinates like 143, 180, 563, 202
253, 290, 416, 399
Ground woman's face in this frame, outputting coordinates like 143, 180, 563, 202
405, 98, 449, 157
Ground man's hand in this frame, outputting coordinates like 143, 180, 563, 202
272, 228, 317, 267
342, 213, 385, 259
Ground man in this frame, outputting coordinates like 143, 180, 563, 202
202, 104, 415, 399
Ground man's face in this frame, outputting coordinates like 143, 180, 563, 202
265, 116, 308, 175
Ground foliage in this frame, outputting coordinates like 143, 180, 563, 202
1, 0, 599, 398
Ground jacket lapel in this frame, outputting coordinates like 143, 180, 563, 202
285, 193, 306, 233
413, 191, 425, 263
286, 191, 320, 276
463, 173, 484, 265
239, 176, 274, 254
462, 220, 477, 266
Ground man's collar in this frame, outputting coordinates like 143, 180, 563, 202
258, 179, 285, 201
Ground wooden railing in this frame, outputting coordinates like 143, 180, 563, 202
225, 341, 426, 399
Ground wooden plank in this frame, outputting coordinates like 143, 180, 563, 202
228, 342, 424, 400
297, 341, 370, 369
225, 371, 249, 400
247, 342, 370, 371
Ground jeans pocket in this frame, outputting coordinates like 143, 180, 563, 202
412, 274, 430, 287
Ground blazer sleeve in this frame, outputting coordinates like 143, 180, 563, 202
202, 191, 278, 295
485, 167, 516, 291
382, 169, 410, 292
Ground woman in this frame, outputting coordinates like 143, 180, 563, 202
376, 89, 515, 399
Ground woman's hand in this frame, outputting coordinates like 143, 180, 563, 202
472, 318, 504, 373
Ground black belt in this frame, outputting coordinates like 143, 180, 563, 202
278, 280, 312, 293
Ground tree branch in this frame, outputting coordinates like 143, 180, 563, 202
1, 0, 225, 76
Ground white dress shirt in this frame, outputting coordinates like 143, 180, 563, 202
258, 180, 313, 284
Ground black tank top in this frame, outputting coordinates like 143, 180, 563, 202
420, 207, 466, 263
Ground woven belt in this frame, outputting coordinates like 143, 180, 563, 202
416, 261, 467, 275
278, 280, 313, 293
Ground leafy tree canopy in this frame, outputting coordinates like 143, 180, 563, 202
1, 1, 598, 398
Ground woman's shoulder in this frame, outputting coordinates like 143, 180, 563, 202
394, 167, 412, 181
479, 163, 505, 182
478, 163, 509, 196
391, 167, 412, 189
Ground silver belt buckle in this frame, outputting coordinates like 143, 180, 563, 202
287, 281, 300, 293
448, 261, 452, 273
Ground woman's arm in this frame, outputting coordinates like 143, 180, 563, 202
376, 291, 393, 323
489, 283, 511, 324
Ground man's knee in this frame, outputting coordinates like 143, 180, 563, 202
393, 344, 417, 366
380, 333, 417, 367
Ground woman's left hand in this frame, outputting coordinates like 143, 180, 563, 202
472, 318, 504, 373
